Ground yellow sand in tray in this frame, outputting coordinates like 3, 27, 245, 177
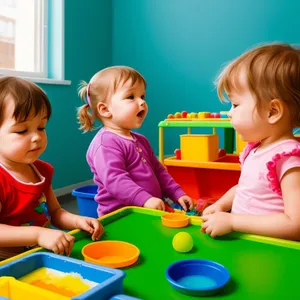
19, 267, 98, 297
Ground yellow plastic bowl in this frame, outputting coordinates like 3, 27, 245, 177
161, 213, 190, 228
82, 241, 140, 268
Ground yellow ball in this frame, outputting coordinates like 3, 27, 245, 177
172, 232, 193, 253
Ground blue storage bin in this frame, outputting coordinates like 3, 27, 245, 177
72, 185, 98, 218
0, 252, 125, 300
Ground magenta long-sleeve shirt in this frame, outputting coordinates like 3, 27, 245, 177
86, 129, 185, 216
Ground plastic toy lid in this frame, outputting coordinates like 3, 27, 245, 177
161, 213, 190, 228
82, 241, 140, 268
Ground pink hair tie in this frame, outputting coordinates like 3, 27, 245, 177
86, 83, 92, 107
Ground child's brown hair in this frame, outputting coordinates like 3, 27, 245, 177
216, 43, 300, 126
0, 76, 51, 127
77, 66, 146, 132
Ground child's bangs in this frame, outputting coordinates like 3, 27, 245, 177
13, 89, 51, 123
113, 69, 146, 92
216, 61, 247, 102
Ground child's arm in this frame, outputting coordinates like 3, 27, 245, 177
93, 144, 160, 208
144, 140, 191, 206
202, 168, 300, 240
45, 186, 104, 241
147, 148, 193, 210
0, 224, 45, 247
202, 185, 237, 215
150, 153, 185, 200
233, 167, 300, 239
0, 224, 75, 256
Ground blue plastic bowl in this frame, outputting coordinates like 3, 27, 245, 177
166, 259, 230, 296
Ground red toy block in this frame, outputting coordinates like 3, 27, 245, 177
196, 198, 208, 212
218, 148, 227, 158
196, 197, 217, 213
210, 113, 220, 118
174, 149, 181, 160
165, 203, 175, 213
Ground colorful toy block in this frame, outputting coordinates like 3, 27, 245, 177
174, 149, 181, 160
180, 134, 219, 162
220, 111, 229, 118
235, 132, 247, 154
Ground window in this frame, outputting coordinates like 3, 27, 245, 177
0, 0, 47, 78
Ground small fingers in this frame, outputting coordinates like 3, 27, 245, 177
210, 230, 217, 239
53, 245, 59, 254
205, 225, 213, 236
69, 238, 75, 254
61, 236, 71, 256
91, 220, 103, 241
56, 241, 65, 255
180, 201, 187, 211
201, 215, 209, 222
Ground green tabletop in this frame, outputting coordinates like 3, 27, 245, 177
70, 208, 300, 300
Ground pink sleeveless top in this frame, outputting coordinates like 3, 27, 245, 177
232, 139, 300, 214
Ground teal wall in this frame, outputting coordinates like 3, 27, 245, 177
41, 0, 300, 189
39, 0, 112, 189
112, 0, 300, 155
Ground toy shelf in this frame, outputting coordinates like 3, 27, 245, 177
158, 119, 234, 164
158, 119, 232, 128
164, 155, 240, 171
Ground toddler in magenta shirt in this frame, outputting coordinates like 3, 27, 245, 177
77, 66, 193, 216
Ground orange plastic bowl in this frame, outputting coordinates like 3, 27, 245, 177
161, 213, 190, 228
82, 241, 140, 268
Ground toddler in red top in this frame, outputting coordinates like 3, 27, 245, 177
0, 77, 104, 259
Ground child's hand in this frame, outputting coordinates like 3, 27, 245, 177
201, 212, 233, 238
177, 195, 193, 211
202, 203, 223, 216
37, 228, 75, 256
143, 197, 165, 210
75, 216, 104, 241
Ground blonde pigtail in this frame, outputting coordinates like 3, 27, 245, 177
77, 80, 94, 132
78, 80, 88, 103
77, 105, 94, 132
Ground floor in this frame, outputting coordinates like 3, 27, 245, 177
58, 193, 79, 215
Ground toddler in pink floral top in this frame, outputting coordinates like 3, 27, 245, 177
202, 44, 300, 241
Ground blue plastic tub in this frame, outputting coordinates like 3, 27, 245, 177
0, 252, 126, 300
72, 185, 98, 218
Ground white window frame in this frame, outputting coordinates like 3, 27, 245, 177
0, 0, 70, 85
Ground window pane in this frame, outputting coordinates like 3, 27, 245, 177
0, 0, 45, 74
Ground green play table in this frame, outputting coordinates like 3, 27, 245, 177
2, 207, 299, 299
70, 208, 300, 299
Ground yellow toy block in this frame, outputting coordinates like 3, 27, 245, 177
235, 132, 247, 154
180, 134, 219, 162
0, 277, 69, 300
197, 112, 210, 118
